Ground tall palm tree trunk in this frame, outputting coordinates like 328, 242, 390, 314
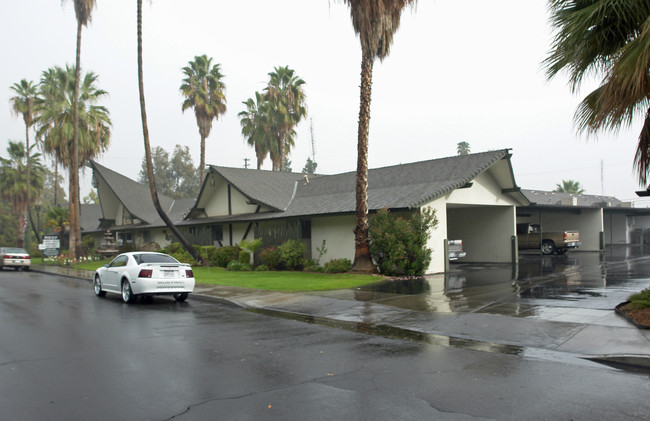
70, 19, 83, 259
351, 55, 377, 274
200, 135, 206, 182
24, 123, 30, 248
137, 0, 203, 265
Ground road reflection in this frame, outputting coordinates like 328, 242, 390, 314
356, 245, 650, 318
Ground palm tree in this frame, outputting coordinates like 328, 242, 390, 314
0, 142, 44, 247
180, 54, 227, 182
63, 0, 96, 259
544, 0, 650, 185
239, 92, 273, 170
265, 66, 307, 171
10, 79, 40, 242
36, 66, 111, 232
554, 180, 585, 194
342, 0, 417, 273
457, 141, 470, 155
45, 206, 70, 237
137, 0, 203, 265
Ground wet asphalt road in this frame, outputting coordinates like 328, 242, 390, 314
1, 269, 649, 420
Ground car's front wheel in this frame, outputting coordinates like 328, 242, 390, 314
94, 275, 106, 297
121, 280, 136, 304
174, 292, 189, 303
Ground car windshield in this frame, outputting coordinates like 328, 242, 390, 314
4, 248, 27, 254
133, 254, 179, 265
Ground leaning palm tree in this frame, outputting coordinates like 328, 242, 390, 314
10, 79, 40, 242
0, 142, 44, 247
137, 0, 203, 264
63, 0, 96, 259
180, 54, 227, 182
265, 66, 307, 171
544, 0, 650, 185
342, 0, 418, 273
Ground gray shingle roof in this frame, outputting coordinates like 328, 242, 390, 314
522, 189, 626, 208
90, 161, 195, 230
208, 166, 308, 211
208, 149, 520, 218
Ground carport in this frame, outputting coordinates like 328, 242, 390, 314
517, 190, 636, 252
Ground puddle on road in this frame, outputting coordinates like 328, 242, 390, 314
354, 248, 650, 318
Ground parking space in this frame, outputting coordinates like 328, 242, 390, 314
351, 246, 650, 326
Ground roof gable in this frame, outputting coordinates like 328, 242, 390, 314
90, 161, 183, 225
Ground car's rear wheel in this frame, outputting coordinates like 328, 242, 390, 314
94, 275, 106, 297
121, 280, 136, 304
174, 292, 188, 303
541, 240, 555, 255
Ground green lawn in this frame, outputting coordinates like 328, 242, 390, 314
43, 259, 384, 292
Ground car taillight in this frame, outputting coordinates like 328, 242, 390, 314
563, 232, 568, 240
138, 269, 153, 278
185, 269, 194, 278
25, 256, 30, 260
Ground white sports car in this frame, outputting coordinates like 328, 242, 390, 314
94, 252, 195, 303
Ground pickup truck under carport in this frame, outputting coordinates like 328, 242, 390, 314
516, 223, 581, 255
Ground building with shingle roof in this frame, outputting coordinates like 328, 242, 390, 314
85, 149, 528, 273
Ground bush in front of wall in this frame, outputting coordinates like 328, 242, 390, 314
226, 260, 253, 271
255, 264, 269, 271
259, 246, 282, 270
212, 245, 241, 267
279, 239, 306, 270
369, 207, 438, 276
324, 258, 352, 273
239, 250, 251, 265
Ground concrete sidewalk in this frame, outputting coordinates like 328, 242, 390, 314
33, 264, 650, 371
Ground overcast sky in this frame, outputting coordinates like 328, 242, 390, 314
1, 0, 647, 205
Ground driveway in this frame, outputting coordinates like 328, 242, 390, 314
322, 245, 650, 327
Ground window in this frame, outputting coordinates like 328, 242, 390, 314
212, 225, 223, 242
301, 220, 311, 239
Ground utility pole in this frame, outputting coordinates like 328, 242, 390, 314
243, 158, 250, 169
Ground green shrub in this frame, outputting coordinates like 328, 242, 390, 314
304, 264, 325, 273
213, 245, 241, 267
628, 288, 650, 310
279, 239, 307, 270
239, 250, 251, 265
324, 258, 352, 273
255, 264, 269, 271
167, 242, 183, 254
369, 207, 438, 276
118, 242, 134, 254
226, 260, 253, 271
259, 246, 282, 270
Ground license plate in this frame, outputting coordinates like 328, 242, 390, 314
162, 270, 175, 278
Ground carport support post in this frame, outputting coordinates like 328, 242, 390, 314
444, 239, 449, 272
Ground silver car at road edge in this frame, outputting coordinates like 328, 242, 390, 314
94, 251, 195, 303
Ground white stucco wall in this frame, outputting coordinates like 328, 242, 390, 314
604, 212, 629, 244
203, 178, 260, 216
311, 215, 355, 264
424, 198, 448, 274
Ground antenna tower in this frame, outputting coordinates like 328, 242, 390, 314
310, 118, 316, 161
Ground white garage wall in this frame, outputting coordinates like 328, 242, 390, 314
424, 198, 449, 274
447, 206, 516, 263
604, 213, 629, 244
